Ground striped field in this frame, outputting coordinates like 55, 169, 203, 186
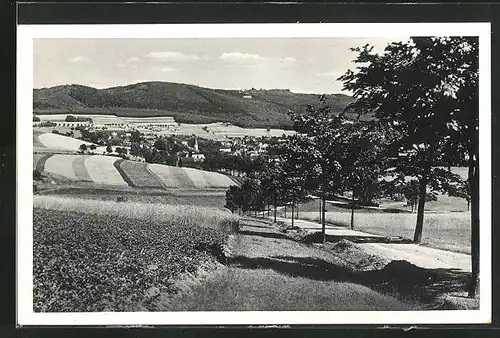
34, 154, 239, 191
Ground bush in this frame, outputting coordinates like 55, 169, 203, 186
116, 196, 127, 202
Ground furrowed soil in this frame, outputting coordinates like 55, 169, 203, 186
160, 218, 419, 311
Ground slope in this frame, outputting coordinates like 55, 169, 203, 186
33, 82, 355, 128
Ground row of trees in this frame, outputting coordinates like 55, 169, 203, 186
225, 37, 479, 297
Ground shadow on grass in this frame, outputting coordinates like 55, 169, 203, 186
227, 254, 472, 308
237, 229, 291, 240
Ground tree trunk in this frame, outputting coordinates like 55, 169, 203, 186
291, 202, 295, 227
350, 193, 355, 230
319, 198, 322, 222
267, 203, 270, 217
468, 153, 480, 298
296, 203, 299, 219
413, 176, 428, 243
284, 205, 287, 218
273, 194, 277, 223
321, 196, 326, 243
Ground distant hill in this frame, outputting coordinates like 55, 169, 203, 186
33, 82, 355, 129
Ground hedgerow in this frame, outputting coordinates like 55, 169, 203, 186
33, 208, 229, 312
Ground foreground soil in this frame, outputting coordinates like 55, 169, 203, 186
158, 218, 418, 311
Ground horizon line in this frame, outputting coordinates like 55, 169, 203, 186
33, 80, 350, 96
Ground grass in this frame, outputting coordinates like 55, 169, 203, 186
298, 211, 471, 254
34, 195, 238, 232
33, 195, 239, 312
162, 267, 415, 311
160, 219, 418, 311
44, 189, 229, 209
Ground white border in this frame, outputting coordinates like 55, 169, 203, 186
17, 23, 492, 326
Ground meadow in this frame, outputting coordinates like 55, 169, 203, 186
33, 195, 239, 312
298, 211, 471, 254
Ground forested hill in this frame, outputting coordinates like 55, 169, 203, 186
33, 82, 354, 129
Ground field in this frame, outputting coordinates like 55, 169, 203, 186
33, 195, 239, 312
34, 154, 239, 191
35, 132, 95, 152
298, 211, 471, 254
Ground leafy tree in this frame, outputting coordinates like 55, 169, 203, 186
339, 37, 471, 242
78, 144, 87, 154
89, 144, 97, 153
65, 115, 77, 122
447, 179, 471, 211
341, 121, 391, 229
274, 135, 315, 227
106, 145, 113, 154
340, 36, 479, 297
260, 159, 285, 223
154, 139, 167, 152
130, 130, 143, 143
129, 142, 141, 157
33, 115, 40, 122
288, 98, 354, 242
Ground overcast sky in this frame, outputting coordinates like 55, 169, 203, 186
33, 37, 408, 94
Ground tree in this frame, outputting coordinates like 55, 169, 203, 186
78, 144, 87, 154
154, 139, 167, 151
106, 144, 113, 154
130, 130, 143, 143
288, 98, 355, 242
260, 159, 285, 223
33, 115, 40, 122
274, 135, 315, 227
65, 115, 77, 122
225, 185, 243, 213
332, 120, 392, 230
89, 144, 97, 153
340, 37, 479, 297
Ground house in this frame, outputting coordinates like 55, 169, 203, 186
191, 153, 206, 162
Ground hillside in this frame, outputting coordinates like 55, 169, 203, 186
33, 82, 355, 128
34, 153, 239, 191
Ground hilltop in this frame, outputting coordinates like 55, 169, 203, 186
33, 82, 354, 129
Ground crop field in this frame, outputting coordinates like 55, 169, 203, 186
72, 156, 92, 181
298, 211, 471, 254
33, 195, 239, 312
37, 133, 95, 152
44, 155, 81, 180
84, 156, 129, 186
116, 160, 165, 188
148, 164, 196, 189
201, 170, 238, 188
34, 153, 238, 193
183, 167, 209, 188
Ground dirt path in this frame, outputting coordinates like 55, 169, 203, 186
160, 218, 417, 311
275, 216, 471, 272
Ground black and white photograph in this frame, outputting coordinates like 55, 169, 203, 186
16, 23, 491, 325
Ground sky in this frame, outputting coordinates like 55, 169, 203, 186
33, 37, 408, 94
